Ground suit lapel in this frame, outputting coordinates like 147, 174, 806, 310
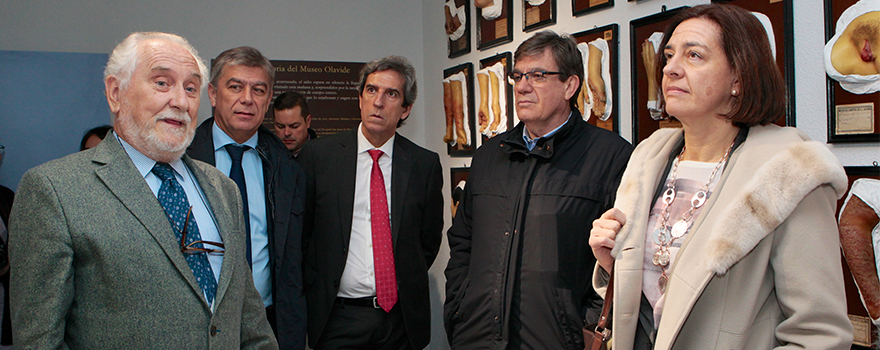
184, 157, 239, 309
186, 118, 218, 166
610, 129, 680, 349
338, 130, 358, 246
92, 138, 208, 308
390, 136, 410, 245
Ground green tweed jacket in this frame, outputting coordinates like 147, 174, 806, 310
8, 136, 277, 349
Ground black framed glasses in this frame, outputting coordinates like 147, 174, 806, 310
177, 206, 225, 256
507, 70, 563, 84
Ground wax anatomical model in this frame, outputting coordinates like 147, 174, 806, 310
477, 71, 491, 134
476, 63, 507, 138
443, 72, 471, 148
443, 80, 455, 144
643, 32, 663, 119
825, 0, 880, 94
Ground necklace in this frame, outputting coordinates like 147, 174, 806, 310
653, 140, 735, 293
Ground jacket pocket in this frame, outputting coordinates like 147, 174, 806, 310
554, 287, 586, 350
445, 277, 471, 337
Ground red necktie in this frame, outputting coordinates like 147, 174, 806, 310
368, 149, 398, 312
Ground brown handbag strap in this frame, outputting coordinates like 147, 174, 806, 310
592, 266, 614, 348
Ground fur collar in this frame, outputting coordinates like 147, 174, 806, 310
612, 126, 847, 275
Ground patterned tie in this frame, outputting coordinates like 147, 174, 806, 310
368, 149, 397, 312
225, 144, 252, 266
151, 162, 217, 304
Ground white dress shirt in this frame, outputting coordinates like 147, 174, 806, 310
338, 124, 395, 298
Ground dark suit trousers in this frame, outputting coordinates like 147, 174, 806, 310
314, 300, 413, 350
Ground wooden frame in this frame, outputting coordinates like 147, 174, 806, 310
450, 167, 471, 219
629, 6, 688, 144
446, 0, 471, 58
523, 0, 556, 32
477, 52, 515, 144
824, 0, 880, 143
573, 24, 620, 134
443, 63, 477, 157
713, 0, 796, 127
837, 166, 880, 348
573, 0, 613, 17
478, 0, 514, 50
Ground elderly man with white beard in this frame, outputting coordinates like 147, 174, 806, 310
7, 32, 277, 350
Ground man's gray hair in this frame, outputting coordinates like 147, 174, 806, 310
357, 55, 418, 109
104, 32, 208, 90
209, 46, 275, 88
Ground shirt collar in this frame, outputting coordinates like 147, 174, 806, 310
522, 111, 572, 151
114, 131, 187, 180
212, 121, 259, 151
356, 123, 395, 158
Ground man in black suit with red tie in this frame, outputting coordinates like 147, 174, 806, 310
279, 55, 443, 350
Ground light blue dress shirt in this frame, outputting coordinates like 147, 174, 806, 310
211, 123, 272, 307
114, 132, 224, 306
522, 112, 573, 151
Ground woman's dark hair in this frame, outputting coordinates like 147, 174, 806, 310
655, 4, 786, 126
80, 125, 113, 151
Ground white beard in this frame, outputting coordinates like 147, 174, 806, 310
116, 108, 195, 163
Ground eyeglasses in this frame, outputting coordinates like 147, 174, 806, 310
177, 206, 225, 255
507, 70, 563, 84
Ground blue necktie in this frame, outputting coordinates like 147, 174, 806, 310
151, 163, 217, 304
225, 144, 252, 266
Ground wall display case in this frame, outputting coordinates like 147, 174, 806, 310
824, 0, 880, 143
573, 0, 613, 17
446, 0, 472, 58
713, 0, 795, 127
629, 6, 688, 144
837, 165, 880, 348
477, 52, 515, 145
477, 0, 514, 50
572, 24, 620, 134
523, 0, 556, 32
443, 63, 477, 156
449, 167, 470, 219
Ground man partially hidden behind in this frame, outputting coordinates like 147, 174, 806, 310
285, 56, 443, 350
272, 91, 316, 158
444, 30, 633, 349
8, 32, 276, 349
186, 46, 306, 350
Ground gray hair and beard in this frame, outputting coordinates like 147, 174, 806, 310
115, 108, 195, 163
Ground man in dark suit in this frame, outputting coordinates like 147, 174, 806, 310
283, 55, 443, 350
186, 46, 306, 349
8, 32, 276, 349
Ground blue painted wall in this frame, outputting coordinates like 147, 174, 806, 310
0, 50, 110, 190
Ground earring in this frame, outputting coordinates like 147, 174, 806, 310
732, 89, 738, 96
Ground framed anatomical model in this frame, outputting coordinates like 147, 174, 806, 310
446, 0, 471, 58
443, 63, 477, 156
450, 167, 470, 219
523, 0, 555, 32
573, 0, 613, 17
824, 0, 880, 143
630, 6, 688, 144
713, 0, 795, 127
573, 24, 619, 134
477, 0, 514, 50
477, 52, 516, 142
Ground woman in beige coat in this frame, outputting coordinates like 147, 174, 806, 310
589, 4, 854, 349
